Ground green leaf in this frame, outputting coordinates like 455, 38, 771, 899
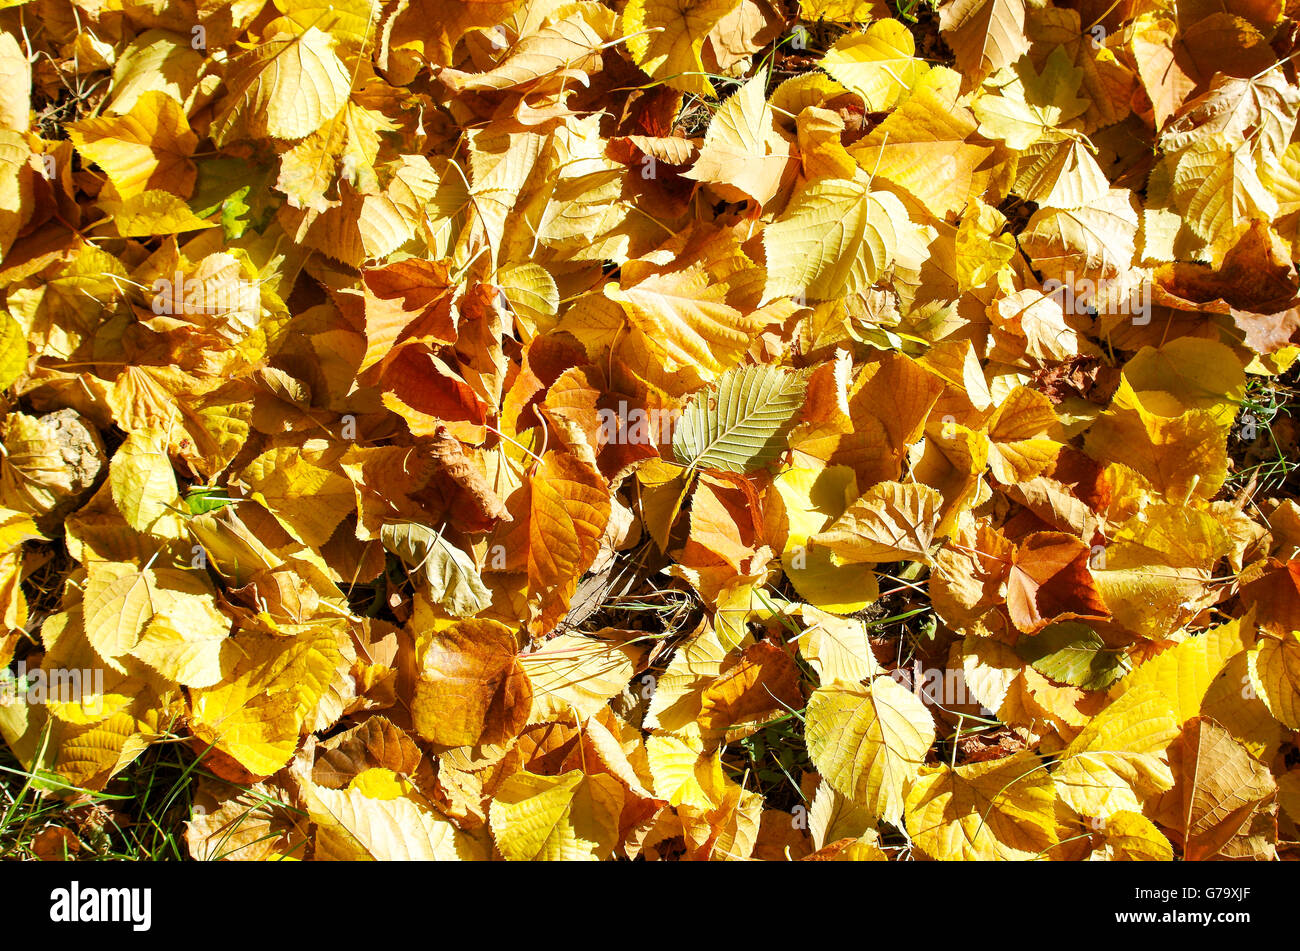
190, 157, 278, 240
185, 485, 232, 516
671, 364, 808, 474
380, 521, 490, 618
1015, 621, 1130, 691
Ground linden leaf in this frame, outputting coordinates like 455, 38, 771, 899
906, 752, 1059, 860
985, 385, 1060, 485
491, 451, 610, 629
1248, 630, 1300, 729
820, 18, 929, 111
100, 190, 219, 236
1164, 717, 1277, 861
0, 309, 26, 390
683, 70, 795, 207
239, 447, 356, 549
1171, 138, 1278, 256
411, 619, 532, 748
772, 465, 879, 613
68, 91, 198, 199
190, 628, 346, 777
1053, 681, 1179, 819
1019, 188, 1139, 284
518, 632, 645, 723
83, 561, 159, 660
1015, 622, 1130, 691
1006, 532, 1108, 635
622, 0, 741, 97
1094, 810, 1175, 861
297, 773, 485, 860
129, 615, 228, 689
1013, 137, 1110, 209
490, 770, 623, 861
848, 75, 995, 219
109, 428, 181, 536
812, 481, 942, 565
938, 0, 1030, 85
805, 677, 935, 826
213, 25, 353, 143
380, 521, 491, 618
762, 179, 906, 303
798, 605, 883, 685
605, 266, 764, 385
696, 640, 804, 736
972, 47, 1088, 150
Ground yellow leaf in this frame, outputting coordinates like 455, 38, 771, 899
805, 678, 935, 825
1172, 138, 1277, 258
646, 728, 729, 808
773, 465, 879, 613
83, 561, 158, 660
955, 197, 1015, 291
519, 632, 645, 723
240, 447, 356, 548
679, 774, 762, 860
696, 641, 803, 736
799, 0, 890, 21
820, 18, 929, 111
938, 0, 1030, 84
848, 75, 995, 219
985, 386, 1060, 484
68, 91, 197, 199
906, 752, 1059, 860
55, 710, 162, 789
1248, 630, 1300, 729
645, 622, 739, 734
130, 615, 229, 689
489, 770, 623, 860
0, 507, 42, 551
813, 481, 942, 565
1019, 188, 1138, 284
439, 4, 615, 94
808, 777, 877, 848
762, 179, 905, 303
605, 266, 763, 384
190, 628, 345, 776
0, 30, 30, 133
213, 25, 353, 143
100, 190, 218, 236
491, 451, 610, 629
1085, 379, 1229, 503
1053, 682, 1178, 818
622, 0, 740, 97
972, 48, 1088, 150
684, 70, 794, 207
411, 618, 532, 748
41, 604, 147, 725
1014, 136, 1110, 209
798, 605, 883, 685
1122, 337, 1246, 427
298, 772, 484, 860
1093, 810, 1174, 861
1163, 717, 1277, 860
109, 428, 181, 536
105, 33, 204, 115
0, 309, 25, 390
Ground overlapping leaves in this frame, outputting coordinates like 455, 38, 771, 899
0, 0, 1298, 862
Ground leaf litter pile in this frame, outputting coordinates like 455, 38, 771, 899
3, 0, 1300, 862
